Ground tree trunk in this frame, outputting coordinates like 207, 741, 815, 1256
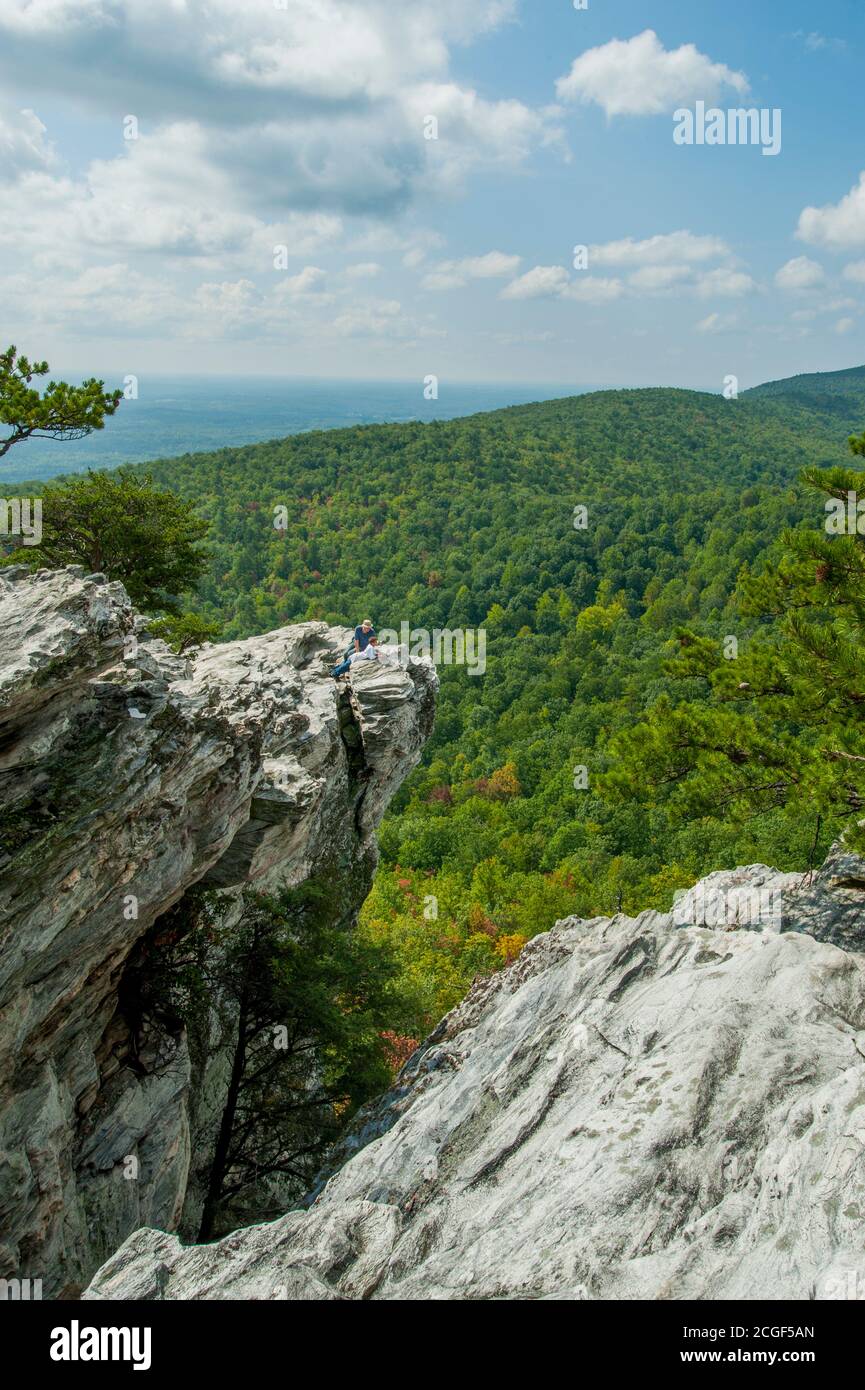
197, 988, 250, 1243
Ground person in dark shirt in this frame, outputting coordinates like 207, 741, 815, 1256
352, 620, 375, 652
331, 620, 376, 678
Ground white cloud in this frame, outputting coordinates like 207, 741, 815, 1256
331, 300, 419, 339
835, 317, 855, 334
797, 173, 865, 250
0, 1, 557, 221
627, 264, 693, 291
589, 230, 729, 267
501, 233, 749, 305
0, 254, 443, 348
0, 0, 514, 107
562, 276, 624, 303
0, 122, 345, 266
0, 2, 568, 365
422, 249, 521, 290
582, 230, 747, 297
0, 261, 187, 336
274, 266, 328, 298
193, 279, 257, 324
500, 265, 570, 300
500, 264, 622, 303
775, 256, 825, 290
556, 29, 748, 118
0, 105, 55, 177
695, 267, 756, 298
459, 251, 522, 278
844, 261, 865, 284
404, 81, 564, 192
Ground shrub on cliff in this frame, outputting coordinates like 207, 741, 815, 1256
3, 467, 209, 613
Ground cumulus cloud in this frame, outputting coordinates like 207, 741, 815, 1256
588, 230, 730, 267
627, 264, 693, 291
0, 0, 568, 368
775, 256, 825, 290
500, 265, 622, 303
500, 265, 571, 300
0, 0, 557, 221
0, 105, 55, 177
695, 267, 756, 298
403, 82, 565, 194
331, 300, 420, 340
0, 121, 345, 268
576, 230, 749, 297
555, 30, 748, 117
562, 276, 624, 303
844, 261, 865, 284
0, 0, 513, 112
0, 252, 439, 348
274, 266, 327, 297
422, 249, 521, 290
501, 230, 749, 305
0, 261, 188, 337
797, 173, 865, 250
193, 279, 258, 325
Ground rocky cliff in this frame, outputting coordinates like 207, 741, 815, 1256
85, 856, 865, 1302
0, 566, 436, 1297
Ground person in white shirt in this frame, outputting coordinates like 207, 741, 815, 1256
331, 637, 380, 679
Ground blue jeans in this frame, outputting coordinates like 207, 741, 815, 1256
331, 657, 352, 677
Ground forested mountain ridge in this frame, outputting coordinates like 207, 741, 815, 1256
8, 368, 865, 1036
739, 361, 865, 414
135, 369, 865, 1032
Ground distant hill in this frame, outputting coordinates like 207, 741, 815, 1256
745, 364, 865, 421
747, 363, 865, 396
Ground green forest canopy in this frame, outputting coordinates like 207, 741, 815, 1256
12, 364, 865, 1035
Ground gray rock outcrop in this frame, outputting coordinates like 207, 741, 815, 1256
0, 566, 436, 1296
85, 862, 865, 1302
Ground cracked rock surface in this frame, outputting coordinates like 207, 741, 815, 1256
0, 567, 436, 1295
86, 862, 865, 1301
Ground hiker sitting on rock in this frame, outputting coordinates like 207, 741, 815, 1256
331, 626, 380, 679
351, 619, 375, 654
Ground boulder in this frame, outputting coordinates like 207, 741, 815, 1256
86, 861, 865, 1301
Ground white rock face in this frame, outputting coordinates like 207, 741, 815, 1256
85, 862, 865, 1302
0, 567, 436, 1295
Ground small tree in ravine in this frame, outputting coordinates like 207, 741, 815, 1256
142, 880, 405, 1243
3, 467, 210, 614
605, 428, 865, 855
0, 345, 121, 459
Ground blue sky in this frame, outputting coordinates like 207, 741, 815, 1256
0, 0, 863, 390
